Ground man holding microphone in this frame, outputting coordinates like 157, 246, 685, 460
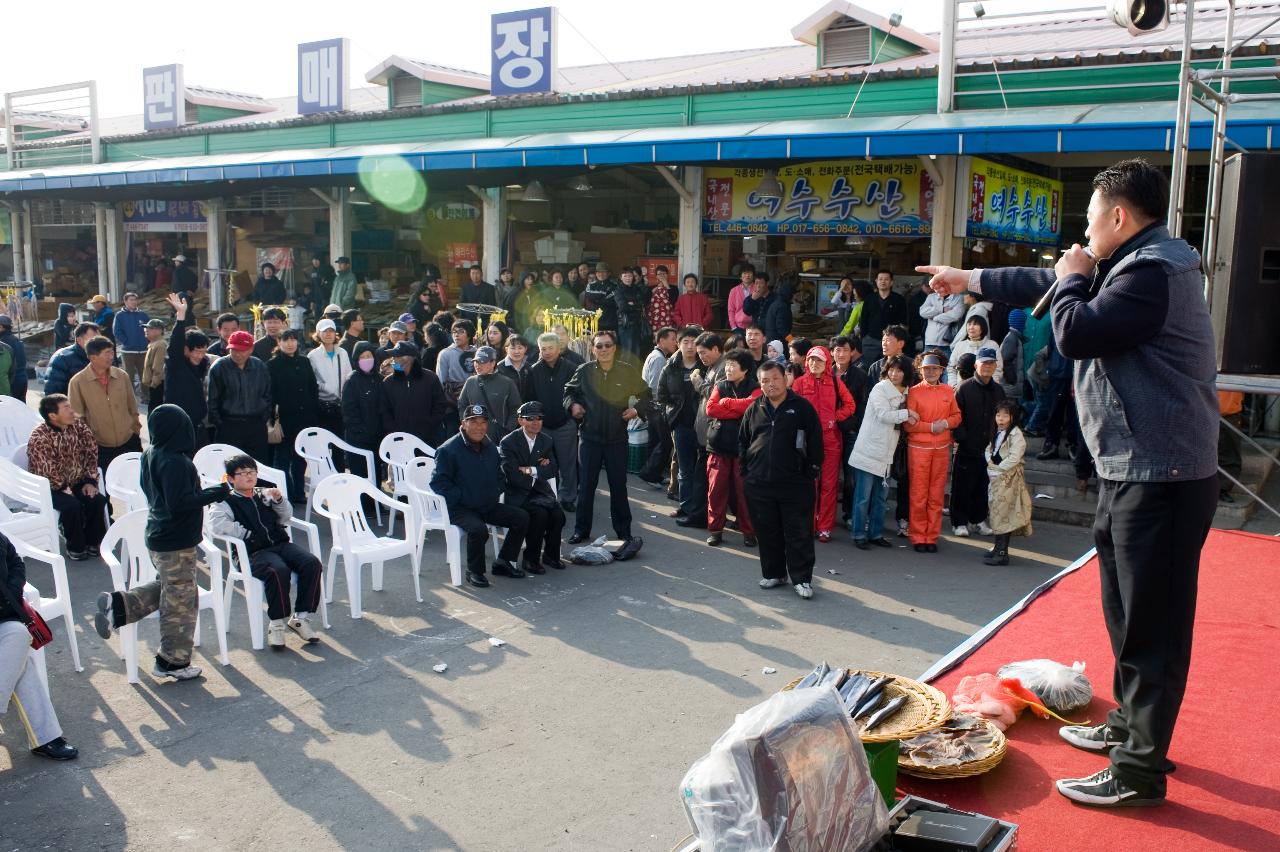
918, 159, 1218, 808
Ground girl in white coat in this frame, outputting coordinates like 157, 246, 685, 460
848, 355, 919, 547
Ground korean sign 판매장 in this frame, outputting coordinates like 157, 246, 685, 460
123, 200, 208, 233
142, 64, 185, 131
953, 156, 1062, 247
702, 161, 933, 237
491, 7, 557, 96
298, 38, 350, 115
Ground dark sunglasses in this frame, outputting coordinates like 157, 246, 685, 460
520, 415, 543, 421
594, 342, 615, 349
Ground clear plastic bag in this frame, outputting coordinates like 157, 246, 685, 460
680, 686, 888, 852
997, 659, 1092, 713
569, 535, 615, 565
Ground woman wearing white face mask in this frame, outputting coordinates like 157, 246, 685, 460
342, 341, 385, 487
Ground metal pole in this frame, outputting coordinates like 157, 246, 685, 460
206, 199, 225, 313
1168, 0, 1197, 235
1202, 0, 1235, 303
94, 202, 108, 294
8, 208, 23, 283
21, 201, 34, 285
88, 80, 101, 165
938, 1, 959, 113
104, 203, 120, 301
677, 166, 703, 284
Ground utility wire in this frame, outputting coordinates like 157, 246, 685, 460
556, 10, 631, 83
847, 8, 903, 118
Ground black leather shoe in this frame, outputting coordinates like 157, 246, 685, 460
742, 536, 757, 548
669, 509, 686, 519
854, 539, 870, 550
705, 532, 722, 546
567, 532, 587, 545
870, 537, 893, 548
522, 559, 546, 575
542, 557, 566, 571
31, 736, 78, 761
914, 544, 928, 553
926, 543, 938, 553
465, 571, 490, 588
676, 516, 707, 529
613, 536, 643, 561
492, 560, 527, 578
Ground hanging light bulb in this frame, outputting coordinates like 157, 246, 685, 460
522, 180, 550, 202
754, 170, 784, 201
567, 174, 592, 192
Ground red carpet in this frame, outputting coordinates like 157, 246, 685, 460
900, 529, 1280, 851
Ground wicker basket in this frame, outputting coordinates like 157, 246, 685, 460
897, 716, 1008, 779
782, 669, 952, 744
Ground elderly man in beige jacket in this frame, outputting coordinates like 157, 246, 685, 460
68, 336, 142, 476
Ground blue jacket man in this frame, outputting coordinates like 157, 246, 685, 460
112, 296, 150, 352
43, 323, 99, 396
429, 403, 529, 589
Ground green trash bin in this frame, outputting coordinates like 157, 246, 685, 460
863, 740, 899, 808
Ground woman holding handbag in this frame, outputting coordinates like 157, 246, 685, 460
0, 531, 78, 761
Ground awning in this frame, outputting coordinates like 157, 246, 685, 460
2, 101, 1277, 196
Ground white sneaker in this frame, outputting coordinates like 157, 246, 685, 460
151, 662, 202, 681
977, 522, 994, 536
758, 578, 785, 589
952, 525, 970, 537
267, 620, 287, 649
896, 519, 908, 537
794, 583, 814, 599
288, 615, 320, 644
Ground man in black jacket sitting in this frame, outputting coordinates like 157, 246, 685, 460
499, 402, 565, 573
431, 405, 529, 588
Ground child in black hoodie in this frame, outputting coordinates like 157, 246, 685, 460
94, 404, 229, 681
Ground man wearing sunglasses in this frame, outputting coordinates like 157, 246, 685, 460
498, 401, 566, 573
563, 330, 652, 560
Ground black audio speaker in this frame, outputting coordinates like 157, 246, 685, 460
1211, 153, 1280, 375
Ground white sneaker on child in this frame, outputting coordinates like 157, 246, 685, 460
977, 521, 994, 536
288, 614, 319, 643
267, 620, 287, 649
952, 525, 970, 537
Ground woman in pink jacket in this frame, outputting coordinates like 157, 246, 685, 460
791, 345, 856, 541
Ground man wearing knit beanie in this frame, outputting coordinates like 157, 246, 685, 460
1000, 309, 1028, 401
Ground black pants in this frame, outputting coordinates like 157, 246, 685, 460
949, 454, 989, 527
317, 402, 345, 469
893, 442, 911, 523
521, 500, 566, 563
248, 542, 324, 620
216, 416, 269, 464
575, 439, 633, 539
745, 483, 816, 585
50, 485, 108, 552
839, 430, 857, 522
148, 385, 164, 408
1093, 475, 1217, 796
97, 435, 143, 479
451, 503, 528, 574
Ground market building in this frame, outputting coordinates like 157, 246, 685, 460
2, 1, 1278, 330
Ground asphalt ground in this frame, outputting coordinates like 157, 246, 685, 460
0, 477, 1094, 851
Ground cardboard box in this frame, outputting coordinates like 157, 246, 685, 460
784, 236, 835, 252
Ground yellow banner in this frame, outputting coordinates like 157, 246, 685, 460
957, 156, 1063, 247
703, 160, 933, 237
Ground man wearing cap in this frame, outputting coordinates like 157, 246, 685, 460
330, 258, 357, 310
252, 307, 288, 362
208, 329, 273, 461
398, 312, 426, 350
252, 262, 286, 306
88, 295, 115, 343
431, 404, 530, 587
563, 329, 651, 558
581, 263, 618, 330
376, 321, 412, 367
951, 347, 1006, 537
142, 318, 168, 408
458, 346, 521, 444
380, 340, 446, 446
172, 254, 197, 292
339, 309, 365, 359
308, 256, 336, 315
44, 322, 100, 396
207, 313, 240, 358
68, 336, 143, 475
112, 292, 151, 394
499, 401, 566, 573
0, 314, 27, 402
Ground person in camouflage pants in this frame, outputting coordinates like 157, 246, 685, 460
95, 405, 229, 681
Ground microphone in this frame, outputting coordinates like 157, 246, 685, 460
1031, 247, 1094, 320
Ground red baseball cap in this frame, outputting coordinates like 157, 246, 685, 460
227, 330, 255, 351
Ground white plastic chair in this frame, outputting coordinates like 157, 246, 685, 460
0, 396, 39, 456
0, 457, 61, 552
15, 539, 82, 673
194, 450, 331, 649
378, 432, 435, 535
9, 441, 28, 470
405, 458, 465, 587
104, 452, 146, 514
100, 509, 230, 684
295, 427, 381, 527
23, 584, 51, 693
311, 474, 419, 618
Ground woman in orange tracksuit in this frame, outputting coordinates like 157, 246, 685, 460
904, 350, 961, 553
791, 345, 856, 542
